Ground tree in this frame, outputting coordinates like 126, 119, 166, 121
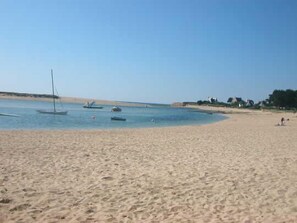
268, 89, 297, 108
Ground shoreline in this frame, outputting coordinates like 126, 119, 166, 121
1, 108, 297, 222
0, 95, 151, 107
186, 104, 267, 114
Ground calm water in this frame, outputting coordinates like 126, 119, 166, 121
0, 99, 226, 130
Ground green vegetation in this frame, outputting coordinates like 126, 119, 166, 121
185, 89, 297, 111
196, 100, 230, 107
268, 89, 297, 109
0, 91, 59, 99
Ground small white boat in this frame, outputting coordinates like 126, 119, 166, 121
36, 69, 68, 115
111, 116, 126, 121
111, 106, 122, 112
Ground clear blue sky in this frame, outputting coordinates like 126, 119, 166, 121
0, 0, 296, 103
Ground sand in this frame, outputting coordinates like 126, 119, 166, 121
0, 95, 149, 107
1, 108, 297, 222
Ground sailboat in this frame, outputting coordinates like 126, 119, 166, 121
36, 69, 68, 115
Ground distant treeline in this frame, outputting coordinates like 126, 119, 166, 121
183, 89, 297, 110
0, 91, 59, 99
183, 101, 231, 107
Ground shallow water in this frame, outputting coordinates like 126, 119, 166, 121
0, 99, 226, 130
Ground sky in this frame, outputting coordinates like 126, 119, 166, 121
0, 0, 296, 104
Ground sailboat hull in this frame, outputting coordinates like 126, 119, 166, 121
37, 110, 68, 115
83, 105, 103, 109
0, 113, 20, 117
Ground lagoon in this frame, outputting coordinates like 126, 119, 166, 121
0, 99, 226, 130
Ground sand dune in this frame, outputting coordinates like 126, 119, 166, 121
1, 110, 297, 222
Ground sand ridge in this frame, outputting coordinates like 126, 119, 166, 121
0, 110, 297, 222
0, 95, 149, 107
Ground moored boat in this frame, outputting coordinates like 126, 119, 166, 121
111, 106, 122, 112
83, 101, 103, 109
36, 69, 68, 115
36, 109, 68, 115
0, 113, 20, 117
111, 116, 126, 121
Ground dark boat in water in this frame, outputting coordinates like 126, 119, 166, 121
83, 101, 103, 109
111, 116, 126, 121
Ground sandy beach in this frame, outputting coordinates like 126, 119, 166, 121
1, 108, 297, 222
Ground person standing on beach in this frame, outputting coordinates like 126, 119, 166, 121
281, 117, 285, 126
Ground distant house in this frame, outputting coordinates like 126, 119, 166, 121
227, 97, 243, 104
208, 97, 218, 103
258, 99, 270, 107
246, 99, 254, 107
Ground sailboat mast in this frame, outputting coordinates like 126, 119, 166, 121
51, 69, 56, 112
